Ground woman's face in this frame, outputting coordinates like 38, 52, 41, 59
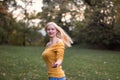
46, 24, 58, 38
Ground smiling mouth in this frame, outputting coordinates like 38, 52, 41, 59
48, 33, 53, 35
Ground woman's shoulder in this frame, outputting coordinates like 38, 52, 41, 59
46, 42, 52, 48
45, 38, 64, 48
58, 38, 63, 42
46, 42, 50, 47
56, 39, 65, 47
57, 39, 64, 44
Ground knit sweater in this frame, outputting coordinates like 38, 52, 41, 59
42, 41, 65, 78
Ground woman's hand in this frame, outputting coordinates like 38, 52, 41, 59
52, 60, 62, 68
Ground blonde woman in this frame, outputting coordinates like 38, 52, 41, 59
42, 22, 73, 80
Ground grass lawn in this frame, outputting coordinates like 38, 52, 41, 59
0, 45, 120, 80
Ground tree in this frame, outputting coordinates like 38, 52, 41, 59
38, 0, 85, 32
0, 0, 16, 44
111, 0, 120, 49
0, 0, 42, 46
14, 0, 34, 46
37, 0, 86, 44
81, 0, 120, 49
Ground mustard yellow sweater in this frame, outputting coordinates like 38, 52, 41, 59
42, 41, 65, 78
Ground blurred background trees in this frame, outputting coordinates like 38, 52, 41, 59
82, 0, 120, 49
0, 0, 42, 46
0, 0, 120, 50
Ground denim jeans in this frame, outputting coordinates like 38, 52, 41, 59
49, 77, 66, 80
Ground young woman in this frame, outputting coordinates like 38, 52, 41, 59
42, 22, 73, 80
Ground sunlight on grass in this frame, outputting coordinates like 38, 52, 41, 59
0, 46, 120, 80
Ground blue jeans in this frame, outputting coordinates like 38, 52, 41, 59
49, 77, 66, 80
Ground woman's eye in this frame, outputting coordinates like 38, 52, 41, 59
52, 28, 55, 30
47, 28, 56, 31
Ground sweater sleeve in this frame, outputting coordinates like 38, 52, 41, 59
55, 43, 65, 62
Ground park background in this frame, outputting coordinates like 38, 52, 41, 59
0, 0, 120, 80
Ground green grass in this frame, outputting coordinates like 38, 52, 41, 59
0, 45, 120, 80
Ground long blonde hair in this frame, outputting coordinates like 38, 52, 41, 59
45, 22, 73, 47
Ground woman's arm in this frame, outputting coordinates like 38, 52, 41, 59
52, 43, 65, 68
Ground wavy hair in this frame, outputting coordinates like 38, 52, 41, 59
45, 22, 73, 47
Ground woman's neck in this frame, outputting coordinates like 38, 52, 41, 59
49, 37, 59, 43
